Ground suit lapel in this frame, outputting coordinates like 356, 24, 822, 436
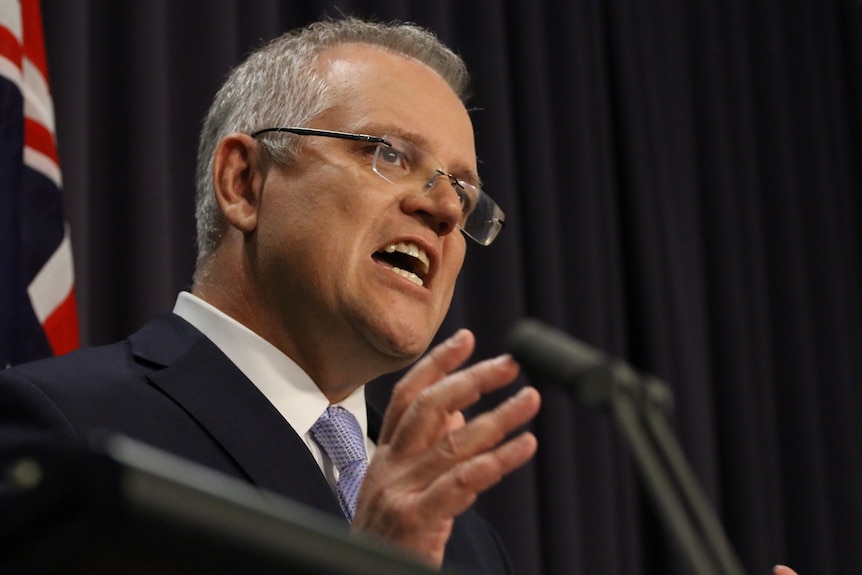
366, 402, 383, 443
129, 314, 343, 519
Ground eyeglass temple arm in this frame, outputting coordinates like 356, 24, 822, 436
250, 127, 389, 146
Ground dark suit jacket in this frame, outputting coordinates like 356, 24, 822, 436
0, 313, 513, 574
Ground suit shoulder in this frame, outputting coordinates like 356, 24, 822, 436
2, 340, 140, 390
0, 313, 203, 393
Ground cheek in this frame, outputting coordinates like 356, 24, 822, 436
254, 186, 321, 278
445, 239, 467, 277
436, 239, 467, 303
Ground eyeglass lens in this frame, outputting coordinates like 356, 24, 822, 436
372, 136, 504, 245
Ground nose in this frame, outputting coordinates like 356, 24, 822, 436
400, 172, 464, 237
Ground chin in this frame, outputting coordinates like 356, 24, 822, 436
367, 324, 433, 369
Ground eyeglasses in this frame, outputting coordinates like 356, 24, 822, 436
251, 127, 505, 246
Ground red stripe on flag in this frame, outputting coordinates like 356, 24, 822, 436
0, 26, 23, 68
20, 0, 48, 79
43, 288, 80, 356
24, 117, 58, 163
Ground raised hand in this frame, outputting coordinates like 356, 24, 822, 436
352, 329, 541, 567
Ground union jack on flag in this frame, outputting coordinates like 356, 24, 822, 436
1, 0, 78, 366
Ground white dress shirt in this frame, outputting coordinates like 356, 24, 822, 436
172, 291, 374, 489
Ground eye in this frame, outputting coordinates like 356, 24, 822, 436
376, 144, 411, 173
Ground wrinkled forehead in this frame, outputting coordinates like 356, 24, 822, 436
314, 43, 477, 171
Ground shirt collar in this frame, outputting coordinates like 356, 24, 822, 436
171, 291, 368, 440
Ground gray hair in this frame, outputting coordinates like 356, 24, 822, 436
193, 17, 470, 275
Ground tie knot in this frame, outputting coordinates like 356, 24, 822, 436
310, 406, 367, 470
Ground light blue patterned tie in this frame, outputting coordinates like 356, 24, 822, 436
310, 406, 368, 522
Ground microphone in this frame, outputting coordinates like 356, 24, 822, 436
506, 318, 671, 412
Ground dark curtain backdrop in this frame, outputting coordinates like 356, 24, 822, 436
40, 1, 861, 574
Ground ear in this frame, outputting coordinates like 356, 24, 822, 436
212, 133, 266, 233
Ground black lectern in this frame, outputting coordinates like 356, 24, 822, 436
0, 436, 444, 575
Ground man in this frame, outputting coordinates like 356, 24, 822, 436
0, 17, 540, 573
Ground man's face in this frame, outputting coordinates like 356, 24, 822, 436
253, 44, 477, 381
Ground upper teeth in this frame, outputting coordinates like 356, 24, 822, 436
384, 242, 430, 276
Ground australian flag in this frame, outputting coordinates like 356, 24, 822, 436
1, 0, 78, 367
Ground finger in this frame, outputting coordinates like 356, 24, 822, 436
424, 354, 521, 414
419, 430, 538, 519
407, 385, 540, 476
441, 386, 540, 462
446, 410, 466, 433
379, 329, 474, 443
388, 355, 522, 453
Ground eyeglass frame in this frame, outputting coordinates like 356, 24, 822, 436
250, 126, 505, 246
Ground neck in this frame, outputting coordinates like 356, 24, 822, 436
192, 244, 413, 400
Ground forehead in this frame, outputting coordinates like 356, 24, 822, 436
314, 44, 477, 171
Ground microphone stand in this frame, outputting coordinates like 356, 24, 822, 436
637, 375, 748, 575
602, 365, 745, 575
508, 320, 747, 575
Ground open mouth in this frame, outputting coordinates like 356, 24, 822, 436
373, 241, 431, 287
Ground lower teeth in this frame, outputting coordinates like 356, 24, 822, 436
391, 266, 423, 287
